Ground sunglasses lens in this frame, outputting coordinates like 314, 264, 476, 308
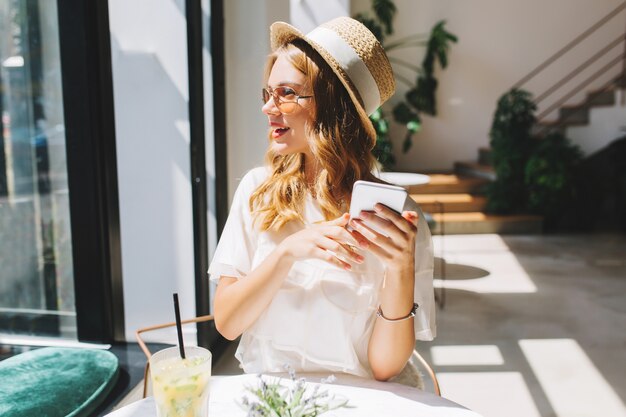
275, 87, 297, 102
278, 102, 297, 114
262, 86, 308, 113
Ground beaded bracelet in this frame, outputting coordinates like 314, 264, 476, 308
376, 303, 419, 322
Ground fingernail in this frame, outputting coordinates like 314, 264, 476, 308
360, 211, 370, 218
344, 264, 352, 270
350, 220, 358, 228
374, 204, 382, 212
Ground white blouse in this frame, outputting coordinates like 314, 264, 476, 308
208, 167, 436, 378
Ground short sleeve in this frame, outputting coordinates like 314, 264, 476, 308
406, 199, 436, 341
208, 167, 267, 283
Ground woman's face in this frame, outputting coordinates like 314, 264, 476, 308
262, 54, 315, 157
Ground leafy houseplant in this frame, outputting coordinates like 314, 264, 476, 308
525, 131, 583, 225
354, 0, 458, 170
487, 88, 584, 229
486, 88, 537, 214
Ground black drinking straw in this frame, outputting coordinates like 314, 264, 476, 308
173, 293, 186, 359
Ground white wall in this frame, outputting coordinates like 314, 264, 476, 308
223, 0, 290, 200
352, 0, 625, 171
290, 0, 350, 33
109, 0, 198, 343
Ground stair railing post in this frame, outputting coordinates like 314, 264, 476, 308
622, 10, 626, 89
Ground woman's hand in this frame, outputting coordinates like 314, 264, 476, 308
349, 204, 418, 273
279, 213, 367, 270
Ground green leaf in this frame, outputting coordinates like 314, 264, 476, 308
402, 131, 413, 153
370, 107, 382, 121
373, 0, 397, 35
407, 120, 421, 133
392, 101, 417, 124
377, 118, 389, 134
407, 76, 437, 115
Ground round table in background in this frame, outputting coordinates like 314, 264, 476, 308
376, 172, 430, 187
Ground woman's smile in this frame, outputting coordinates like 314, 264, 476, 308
269, 122, 290, 139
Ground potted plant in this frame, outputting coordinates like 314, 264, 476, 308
354, 0, 458, 170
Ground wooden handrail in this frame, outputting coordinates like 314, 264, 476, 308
513, 1, 626, 90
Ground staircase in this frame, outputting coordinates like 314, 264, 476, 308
534, 86, 623, 138
408, 3, 626, 235
408, 149, 543, 235
416, 83, 624, 236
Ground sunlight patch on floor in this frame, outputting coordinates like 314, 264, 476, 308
519, 339, 626, 417
431, 345, 504, 366
433, 234, 537, 293
437, 372, 541, 417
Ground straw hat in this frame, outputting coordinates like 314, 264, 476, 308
270, 16, 396, 141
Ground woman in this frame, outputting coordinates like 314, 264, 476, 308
209, 17, 435, 382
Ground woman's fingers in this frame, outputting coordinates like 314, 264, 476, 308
313, 247, 352, 270
349, 218, 397, 250
373, 204, 417, 234
315, 235, 364, 265
324, 225, 361, 248
357, 211, 404, 242
348, 219, 393, 259
401, 210, 419, 227
327, 212, 350, 227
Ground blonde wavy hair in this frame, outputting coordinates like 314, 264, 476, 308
250, 40, 379, 232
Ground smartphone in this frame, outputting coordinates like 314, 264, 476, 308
348, 180, 408, 236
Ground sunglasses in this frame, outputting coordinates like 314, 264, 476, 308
262, 86, 313, 114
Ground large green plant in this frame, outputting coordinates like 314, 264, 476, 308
354, 0, 457, 170
486, 88, 536, 214
487, 89, 584, 228
525, 132, 583, 223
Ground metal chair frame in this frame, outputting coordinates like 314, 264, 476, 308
136, 319, 441, 397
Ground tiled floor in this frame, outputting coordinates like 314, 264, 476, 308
420, 233, 626, 417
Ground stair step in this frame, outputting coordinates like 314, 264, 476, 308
411, 193, 487, 213
532, 121, 565, 136
587, 88, 616, 106
559, 105, 589, 124
408, 174, 489, 194
454, 161, 496, 181
429, 212, 543, 235
478, 147, 492, 166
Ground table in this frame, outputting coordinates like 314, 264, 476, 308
105, 373, 483, 417
376, 172, 430, 187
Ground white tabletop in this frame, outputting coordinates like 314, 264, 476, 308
376, 172, 430, 187
106, 373, 482, 417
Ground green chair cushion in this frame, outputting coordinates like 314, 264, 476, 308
0, 347, 119, 417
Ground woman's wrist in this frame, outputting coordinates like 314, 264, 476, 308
385, 262, 415, 279
275, 240, 296, 266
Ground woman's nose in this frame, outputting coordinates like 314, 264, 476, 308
262, 97, 280, 115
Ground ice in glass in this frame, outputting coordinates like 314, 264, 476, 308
150, 346, 212, 417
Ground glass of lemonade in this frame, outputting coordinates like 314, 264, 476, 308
150, 346, 212, 417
